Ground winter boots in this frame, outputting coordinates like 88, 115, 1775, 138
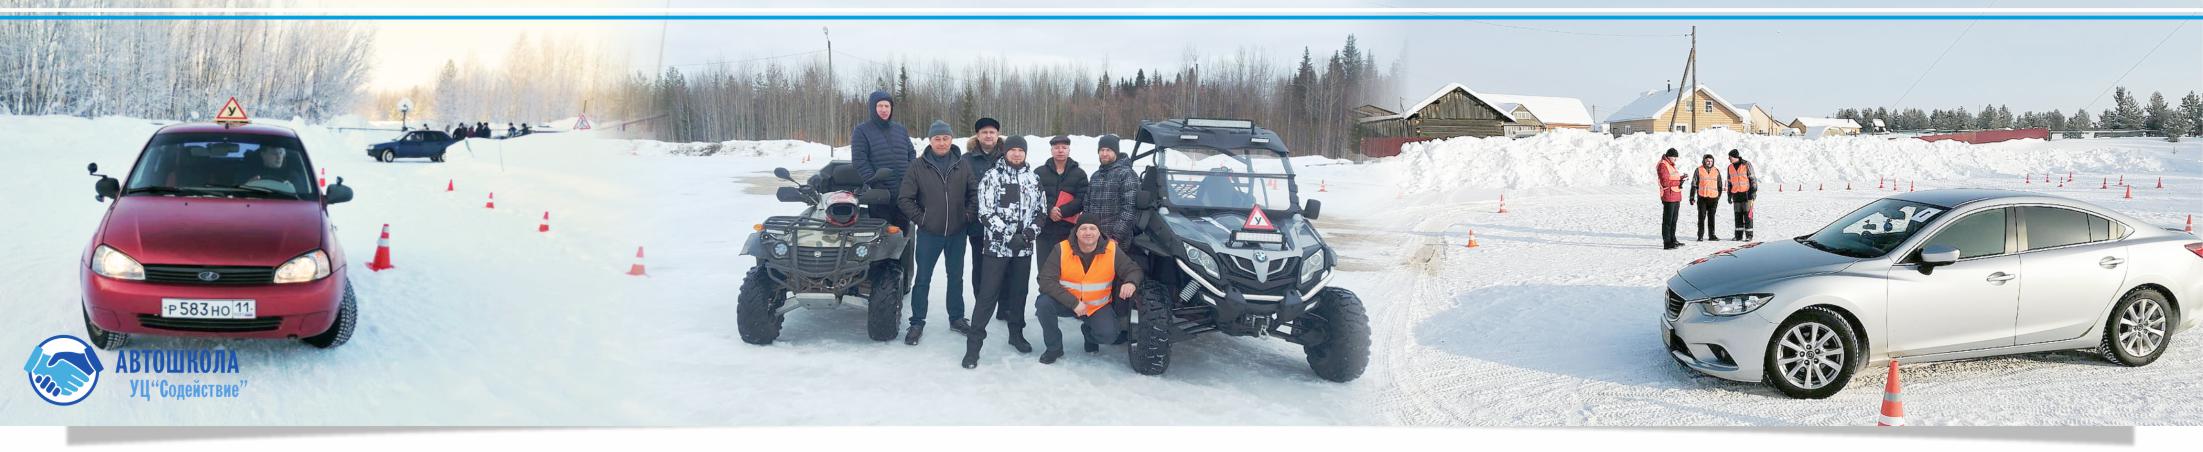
962, 335, 983, 369
1039, 348, 1064, 364
904, 324, 923, 346
949, 318, 972, 336
1006, 325, 1032, 353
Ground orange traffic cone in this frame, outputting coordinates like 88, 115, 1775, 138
2024, 173, 2030, 184
2102, 177, 2109, 189
1877, 360, 1905, 426
1779, 184, 1785, 193
2119, 175, 2125, 186
1319, 180, 1328, 192
1909, 181, 1915, 192
318, 168, 327, 188
2185, 215, 2193, 233
626, 246, 649, 276
366, 224, 396, 272
1846, 182, 1852, 190
1497, 194, 1509, 214
1818, 183, 1825, 191
485, 192, 496, 209
1878, 178, 1885, 189
446, 179, 455, 192
538, 211, 551, 233
1464, 228, 1480, 249
2067, 171, 2074, 182
2124, 185, 2133, 199
2157, 177, 2164, 189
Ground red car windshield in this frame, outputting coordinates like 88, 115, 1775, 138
123, 133, 316, 200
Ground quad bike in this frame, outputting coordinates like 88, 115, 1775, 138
736, 162, 911, 345
1119, 118, 1370, 382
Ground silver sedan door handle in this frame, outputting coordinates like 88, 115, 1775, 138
2099, 257, 2125, 269
1986, 272, 2017, 284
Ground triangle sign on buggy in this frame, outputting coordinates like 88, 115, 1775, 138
1244, 204, 1276, 231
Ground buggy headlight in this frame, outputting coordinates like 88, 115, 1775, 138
1301, 249, 1328, 283
273, 250, 332, 284
1183, 244, 1220, 278
1700, 293, 1773, 317
91, 245, 146, 280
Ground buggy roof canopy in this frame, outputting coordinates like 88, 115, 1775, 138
1136, 118, 1290, 155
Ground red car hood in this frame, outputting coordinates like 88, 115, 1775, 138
99, 196, 327, 267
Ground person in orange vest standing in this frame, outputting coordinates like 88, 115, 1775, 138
1657, 149, 1686, 249
1032, 220, 1144, 364
1688, 154, 1725, 242
1726, 149, 1759, 241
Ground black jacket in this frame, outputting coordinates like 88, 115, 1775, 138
851, 90, 914, 191
896, 146, 977, 235
1036, 157, 1089, 231
1085, 157, 1141, 242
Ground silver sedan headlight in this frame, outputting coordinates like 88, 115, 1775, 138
91, 245, 146, 280
272, 250, 332, 284
1701, 293, 1773, 317
1184, 244, 1220, 278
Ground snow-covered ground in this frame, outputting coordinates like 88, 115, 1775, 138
623, 132, 2200, 426
0, 115, 665, 425
7, 116, 2197, 426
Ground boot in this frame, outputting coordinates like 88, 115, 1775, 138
903, 325, 923, 346
961, 336, 983, 369
1084, 341, 1101, 353
1039, 348, 1063, 364
1006, 324, 1033, 353
950, 318, 971, 335
1082, 324, 1100, 353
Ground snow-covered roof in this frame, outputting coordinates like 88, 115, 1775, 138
1791, 117, 1862, 129
1482, 93, 1594, 126
1363, 83, 1517, 123
1604, 85, 1743, 123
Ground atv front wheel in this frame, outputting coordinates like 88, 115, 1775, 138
1303, 287, 1370, 383
865, 261, 907, 342
1128, 279, 1175, 376
737, 266, 788, 345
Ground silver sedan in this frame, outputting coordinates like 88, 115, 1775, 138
1661, 189, 2203, 399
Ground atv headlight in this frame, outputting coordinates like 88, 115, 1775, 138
273, 250, 332, 284
1700, 293, 1773, 317
852, 243, 871, 259
91, 245, 146, 280
1183, 244, 1220, 278
1301, 248, 1328, 283
772, 242, 790, 257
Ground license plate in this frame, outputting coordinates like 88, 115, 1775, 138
160, 299, 257, 319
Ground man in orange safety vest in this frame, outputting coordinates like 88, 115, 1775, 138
1033, 220, 1144, 365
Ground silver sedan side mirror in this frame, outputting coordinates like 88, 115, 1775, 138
1919, 244, 1961, 267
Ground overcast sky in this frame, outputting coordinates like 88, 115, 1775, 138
357, 0, 2198, 120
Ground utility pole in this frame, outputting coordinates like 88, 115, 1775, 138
1666, 26, 1697, 133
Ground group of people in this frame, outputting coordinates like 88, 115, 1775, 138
1655, 148, 1759, 249
452, 122, 531, 139
848, 90, 1147, 369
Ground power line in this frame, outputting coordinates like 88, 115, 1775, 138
665, 49, 827, 69
2081, 20, 2189, 111
1886, 2, 1991, 109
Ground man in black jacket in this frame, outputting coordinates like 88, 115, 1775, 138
962, 117, 1004, 308
896, 120, 977, 345
852, 90, 915, 230
1035, 135, 1089, 251
1084, 134, 1139, 243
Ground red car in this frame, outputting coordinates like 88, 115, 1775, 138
79, 122, 360, 349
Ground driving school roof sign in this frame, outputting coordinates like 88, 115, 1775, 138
213, 97, 250, 125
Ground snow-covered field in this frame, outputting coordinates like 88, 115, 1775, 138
0, 115, 664, 425
7, 115, 2198, 426
624, 132, 2201, 426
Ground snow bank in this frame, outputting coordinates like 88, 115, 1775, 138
1384, 128, 2197, 194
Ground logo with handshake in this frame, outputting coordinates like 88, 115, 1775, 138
23, 335, 104, 406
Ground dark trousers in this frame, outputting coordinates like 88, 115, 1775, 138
1661, 201, 1682, 247
1034, 292, 1123, 352
968, 228, 1013, 322
870, 202, 915, 285
1694, 197, 1720, 240
968, 254, 1031, 339
1729, 193, 1754, 240
909, 230, 966, 326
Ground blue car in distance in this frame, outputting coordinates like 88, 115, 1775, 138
366, 130, 458, 163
